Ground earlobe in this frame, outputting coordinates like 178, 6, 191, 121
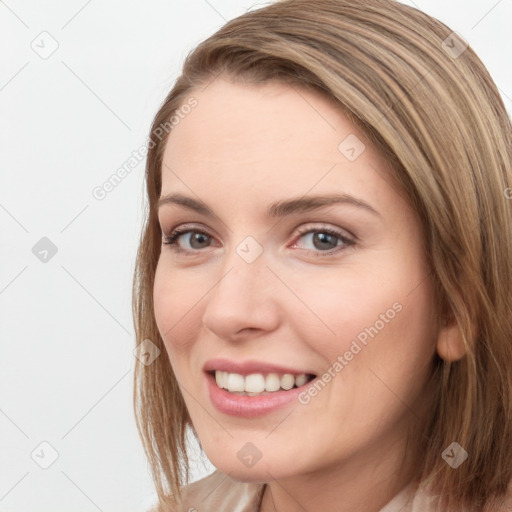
436, 315, 467, 362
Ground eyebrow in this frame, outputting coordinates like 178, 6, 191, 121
157, 192, 380, 219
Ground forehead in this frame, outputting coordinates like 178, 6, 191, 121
164, 77, 375, 165
160, 78, 399, 212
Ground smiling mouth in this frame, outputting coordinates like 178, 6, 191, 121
210, 370, 316, 396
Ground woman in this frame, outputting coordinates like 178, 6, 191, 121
132, 0, 512, 510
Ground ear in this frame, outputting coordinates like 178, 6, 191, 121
436, 313, 466, 362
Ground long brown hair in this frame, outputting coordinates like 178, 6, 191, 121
132, 0, 512, 509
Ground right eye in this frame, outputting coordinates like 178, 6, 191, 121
162, 228, 215, 254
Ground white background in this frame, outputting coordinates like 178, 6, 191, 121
1, 1, 510, 511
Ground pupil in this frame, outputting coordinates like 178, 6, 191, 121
313, 232, 337, 250
190, 233, 209, 249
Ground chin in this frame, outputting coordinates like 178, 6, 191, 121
206, 451, 298, 483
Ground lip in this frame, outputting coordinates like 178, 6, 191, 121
205, 371, 312, 418
203, 358, 312, 376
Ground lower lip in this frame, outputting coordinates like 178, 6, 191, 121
205, 372, 308, 418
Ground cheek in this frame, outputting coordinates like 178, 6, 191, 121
290, 269, 436, 444
288, 258, 436, 369
153, 262, 203, 357
287, 270, 397, 353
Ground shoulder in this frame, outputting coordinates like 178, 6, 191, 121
147, 470, 265, 512
381, 478, 512, 512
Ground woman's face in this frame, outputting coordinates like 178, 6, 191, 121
153, 77, 441, 483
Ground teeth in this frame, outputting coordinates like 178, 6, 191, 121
245, 373, 266, 393
295, 374, 307, 387
280, 374, 295, 390
214, 371, 311, 394
226, 372, 245, 392
265, 373, 281, 392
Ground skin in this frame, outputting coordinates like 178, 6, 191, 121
153, 77, 464, 512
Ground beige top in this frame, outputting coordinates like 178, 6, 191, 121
148, 469, 512, 511
148, 469, 458, 511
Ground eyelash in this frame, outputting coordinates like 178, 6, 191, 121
161, 224, 355, 258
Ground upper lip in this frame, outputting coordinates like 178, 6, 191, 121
203, 358, 315, 376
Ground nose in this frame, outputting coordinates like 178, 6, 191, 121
201, 251, 281, 342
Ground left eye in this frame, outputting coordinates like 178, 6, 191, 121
293, 229, 352, 252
